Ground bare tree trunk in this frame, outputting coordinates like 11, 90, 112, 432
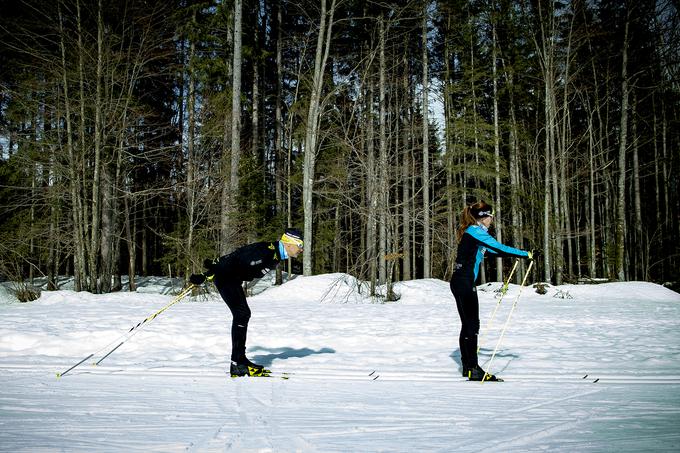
535, 0, 556, 284
275, 2, 284, 219
250, 0, 261, 244
142, 199, 148, 276
124, 193, 137, 292
229, 0, 243, 251
412, 155, 418, 276
378, 15, 387, 285
100, 165, 113, 293
48, 120, 58, 290
468, 7, 484, 284
30, 166, 37, 283
275, 2, 284, 285
615, 9, 630, 281
509, 73, 523, 283
543, 114, 552, 285
560, 20, 574, 281
333, 204, 341, 271
585, 13, 606, 278
220, 97, 231, 253
566, 14, 579, 279
285, 54, 303, 276
492, 18, 502, 282
550, 91, 561, 285
89, 0, 104, 292
401, 51, 411, 281
76, 0, 91, 289
632, 94, 643, 280
661, 101, 669, 224
421, 2, 431, 278
186, 37, 198, 278
444, 20, 454, 279
367, 82, 377, 294
653, 98, 660, 227
58, 4, 86, 292
588, 111, 596, 277
302, 0, 337, 276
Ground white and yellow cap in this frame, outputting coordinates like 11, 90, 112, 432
281, 228, 304, 249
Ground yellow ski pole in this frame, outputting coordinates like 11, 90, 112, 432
57, 285, 195, 378
478, 259, 520, 354
482, 260, 534, 383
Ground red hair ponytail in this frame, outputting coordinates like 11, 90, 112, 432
456, 201, 493, 242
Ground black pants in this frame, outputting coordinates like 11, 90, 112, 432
215, 279, 251, 362
450, 278, 480, 371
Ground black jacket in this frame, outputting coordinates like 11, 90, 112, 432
207, 241, 282, 283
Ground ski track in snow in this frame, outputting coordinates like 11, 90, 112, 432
1, 277, 680, 452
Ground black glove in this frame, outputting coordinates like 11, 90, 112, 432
203, 258, 217, 271
189, 273, 206, 285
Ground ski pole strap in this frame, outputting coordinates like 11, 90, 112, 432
56, 285, 195, 378
501, 259, 520, 295
482, 260, 534, 384
135, 285, 194, 327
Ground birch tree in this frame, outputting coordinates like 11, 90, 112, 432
378, 14, 388, 285
615, 5, 631, 281
222, 0, 242, 253
421, 1, 431, 278
303, 0, 337, 276
491, 5, 503, 282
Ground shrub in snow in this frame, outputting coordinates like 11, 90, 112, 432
13, 282, 41, 302
553, 289, 573, 299
534, 282, 549, 295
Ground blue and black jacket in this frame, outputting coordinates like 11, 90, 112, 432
451, 224, 528, 285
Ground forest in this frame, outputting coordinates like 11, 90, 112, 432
0, 0, 678, 294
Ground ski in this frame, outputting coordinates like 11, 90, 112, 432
275, 370, 380, 380
230, 373, 290, 380
227, 368, 290, 379
474, 376, 504, 382
248, 369, 381, 381
221, 368, 611, 383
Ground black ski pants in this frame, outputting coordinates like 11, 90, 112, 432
450, 278, 480, 371
215, 279, 251, 362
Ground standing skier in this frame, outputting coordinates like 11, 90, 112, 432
450, 201, 532, 381
189, 228, 304, 377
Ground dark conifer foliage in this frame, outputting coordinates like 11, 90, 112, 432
0, 0, 678, 291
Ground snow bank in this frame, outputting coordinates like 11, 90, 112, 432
1, 275, 680, 451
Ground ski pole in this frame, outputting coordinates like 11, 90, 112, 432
478, 259, 519, 354
482, 260, 533, 383
56, 284, 195, 378
91, 284, 195, 367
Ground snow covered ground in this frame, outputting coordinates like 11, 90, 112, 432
1, 274, 680, 452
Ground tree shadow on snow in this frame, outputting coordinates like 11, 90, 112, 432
449, 348, 519, 375
450, 349, 463, 369
247, 346, 336, 367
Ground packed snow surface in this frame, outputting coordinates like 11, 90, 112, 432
1, 274, 679, 452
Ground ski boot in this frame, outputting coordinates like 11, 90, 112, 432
230, 360, 265, 377
467, 365, 503, 382
242, 357, 269, 374
230, 358, 269, 377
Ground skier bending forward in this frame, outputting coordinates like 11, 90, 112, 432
190, 228, 304, 377
450, 201, 532, 381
